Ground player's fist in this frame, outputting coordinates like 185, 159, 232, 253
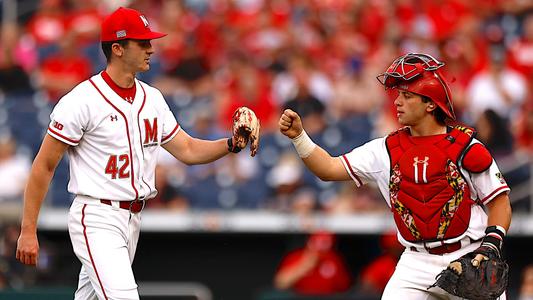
231, 107, 260, 157
279, 109, 303, 139
16, 231, 39, 266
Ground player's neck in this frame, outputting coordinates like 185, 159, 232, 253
409, 118, 447, 137
105, 66, 136, 89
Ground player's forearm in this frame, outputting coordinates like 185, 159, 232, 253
486, 193, 512, 232
179, 137, 229, 165
301, 147, 342, 181
291, 131, 349, 181
20, 165, 55, 233
20, 135, 67, 233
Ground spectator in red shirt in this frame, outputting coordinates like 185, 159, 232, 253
516, 101, 533, 154
274, 231, 353, 296
422, 0, 471, 41
359, 232, 404, 295
218, 57, 277, 131
66, 0, 103, 46
37, 31, 92, 103
509, 14, 533, 78
26, 0, 67, 46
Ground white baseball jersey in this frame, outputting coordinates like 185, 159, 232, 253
339, 136, 510, 249
47, 73, 181, 201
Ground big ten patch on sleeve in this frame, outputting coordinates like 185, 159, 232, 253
495, 172, 506, 185
52, 120, 64, 131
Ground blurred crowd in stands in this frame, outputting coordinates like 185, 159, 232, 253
1, 0, 533, 211
0, 0, 533, 296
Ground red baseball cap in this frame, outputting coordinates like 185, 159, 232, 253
100, 7, 166, 42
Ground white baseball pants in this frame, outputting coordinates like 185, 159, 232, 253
382, 242, 506, 300
68, 196, 141, 300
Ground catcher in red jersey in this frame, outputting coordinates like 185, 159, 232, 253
16, 7, 259, 300
279, 53, 511, 300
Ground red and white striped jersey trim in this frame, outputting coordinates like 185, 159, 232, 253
340, 154, 363, 186
161, 123, 181, 144
481, 185, 510, 205
47, 126, 81, 146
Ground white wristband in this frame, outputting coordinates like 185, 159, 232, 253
495, 225, 507, 236
291, 130, 316, 158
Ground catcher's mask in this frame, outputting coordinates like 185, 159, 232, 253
377, 53, 456, 120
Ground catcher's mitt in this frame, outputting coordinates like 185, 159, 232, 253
429, 248, 509, 300
230, 106, 260, 157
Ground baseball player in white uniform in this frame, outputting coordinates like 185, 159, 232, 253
15, 7, 259, 300
279, 53, 512, 299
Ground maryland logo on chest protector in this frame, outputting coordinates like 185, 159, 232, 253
386, 126, 478, 242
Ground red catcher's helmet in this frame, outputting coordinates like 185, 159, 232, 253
377, 53, 456, 120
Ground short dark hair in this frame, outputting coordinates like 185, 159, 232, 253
422, 96, 447, 126
101, 39, 130, 62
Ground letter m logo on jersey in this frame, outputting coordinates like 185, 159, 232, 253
144, 118, 158, 144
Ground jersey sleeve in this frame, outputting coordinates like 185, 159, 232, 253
467, 141, 510, 204
469, 161, 510, 205
159, 94, 181, 145
47, 92, 87, 146
339, 138, 388, 187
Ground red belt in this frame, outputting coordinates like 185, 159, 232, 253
100, 199, 145, 213
410, 238, 480, 255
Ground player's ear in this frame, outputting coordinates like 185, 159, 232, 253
426, 100, 437, 113
111, 42, 124, 57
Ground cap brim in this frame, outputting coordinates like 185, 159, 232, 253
132, 31, 167, 40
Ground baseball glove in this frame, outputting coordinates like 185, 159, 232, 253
229, 106, 260, 157
429, 246, 509, 300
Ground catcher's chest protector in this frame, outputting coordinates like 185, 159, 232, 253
386, 126, 476, 242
